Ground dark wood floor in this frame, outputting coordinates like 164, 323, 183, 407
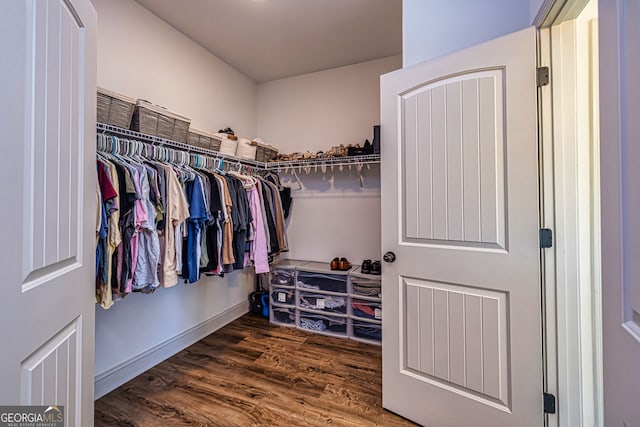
95, 314, 417, 426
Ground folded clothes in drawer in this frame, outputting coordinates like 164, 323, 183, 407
298, 311, 347, 334
352, 320, 382, 341
271, 287, 295, 305
298, 291, 347, 314
351, 278, 381, 298
271, 269, 296, 287
272, 307, 296, 325
351, 299, 382, 321
296, 272, 347, 293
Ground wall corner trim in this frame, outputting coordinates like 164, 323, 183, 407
94, 301, 249, 400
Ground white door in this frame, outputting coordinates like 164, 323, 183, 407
381, 27, 542, 426
599, 1, 640, 425
0, 1, 96, 426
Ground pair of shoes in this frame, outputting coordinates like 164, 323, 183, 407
361, 260, 381, 275
330, 257, 353, 271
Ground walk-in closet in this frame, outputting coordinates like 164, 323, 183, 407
91, 0, 402, 424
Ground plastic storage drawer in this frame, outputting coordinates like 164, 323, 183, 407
270, 269, 296, 288
296, 272, 348, 293
351, 298, 382, 321
271, 287, 295, 306
271, 306, 296, 326
297, 291, 347, 315
298, 311, 347, 336
351, 320, 382, 343
350, 276, 381, 298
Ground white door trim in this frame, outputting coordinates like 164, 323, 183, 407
537, 0, 603, 426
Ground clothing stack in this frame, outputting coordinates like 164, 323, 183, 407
95, 140, 288, 310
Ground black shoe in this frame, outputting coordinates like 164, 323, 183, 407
370, 261, 381, 275
361, 259, 372, 274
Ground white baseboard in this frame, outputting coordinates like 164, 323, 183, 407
94, 301, 249, 400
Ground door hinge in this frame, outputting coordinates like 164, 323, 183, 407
543, 392, 556, 414
537, 66, 550, 87
540, 228, 553, 249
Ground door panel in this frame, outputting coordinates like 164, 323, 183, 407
401, 70, 505, 248
381, 27, 542, 426
0, 0, 96, 426
600, 0, 640, 425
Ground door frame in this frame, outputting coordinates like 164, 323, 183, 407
536, 1, 603, 426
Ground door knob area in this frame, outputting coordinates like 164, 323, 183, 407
383, 252, 396, 263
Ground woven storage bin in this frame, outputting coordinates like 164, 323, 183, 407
254, 141, 278, 162
264, 146, 278, 161
131, 100, 191, 142
235, 138, 257, 160
186, 129, 222, 151
97, 87, 135, 128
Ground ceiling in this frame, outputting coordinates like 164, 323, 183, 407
134, 0, 402, 83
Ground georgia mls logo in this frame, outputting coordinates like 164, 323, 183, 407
0, 405, 64, 427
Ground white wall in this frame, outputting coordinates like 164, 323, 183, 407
92, 0, 256, 394
94, 0, 257, 137
256, 56, 401, 262
403, 0, 531, 66
256, 56, 401, 153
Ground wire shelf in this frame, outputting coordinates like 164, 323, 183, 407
96, 123, 381, 172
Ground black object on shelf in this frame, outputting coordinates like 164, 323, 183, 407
372, 125, 380, 154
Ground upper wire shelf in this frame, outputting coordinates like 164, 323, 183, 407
96, 123, 381, 171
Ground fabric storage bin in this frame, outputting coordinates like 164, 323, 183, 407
235, 138, 257, 160
298, 291, 347, 314
97, 87, 135, 128
271, 306, 296, 326
298, 311, 347, 335
350, 276, 381, 299
351, 298, 382, 321
131, 100, 191, 142
296, 271, 348, 293
271, 287, 295, 306
218, 134, 238, 156
351, 320, 382, 342
186, 128, 222, 151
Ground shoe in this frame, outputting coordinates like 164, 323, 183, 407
370, 260, 381, 275
330, 257, 340, 270
338, 257, 352, 271
361, 259, 372, 274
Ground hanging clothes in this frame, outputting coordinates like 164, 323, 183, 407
95, 133, 289, 308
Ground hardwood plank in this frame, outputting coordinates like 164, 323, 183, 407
95, 314, 417, 426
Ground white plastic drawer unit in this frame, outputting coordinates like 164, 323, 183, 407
271, 287, 295, 306
298, 311, 348, 336
271, 306, 296, 327
298, 290, 348, 315
350, 276, 382, 299
351, 320, 382, 343
351, 298, 382, 321
296, 272, 348, 294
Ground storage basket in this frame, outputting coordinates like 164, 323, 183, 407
186, 128, 222, 151
96, 87, 136, 129
217, 134, 238, 156
131, 100, 191, 143
235, 138, 257, 160
254, 140, 279, 162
